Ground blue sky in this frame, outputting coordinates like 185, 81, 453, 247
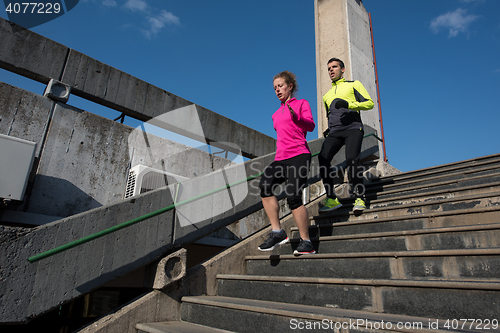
1, 0, 499, 172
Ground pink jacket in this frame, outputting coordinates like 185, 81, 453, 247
272, 98, 315, 161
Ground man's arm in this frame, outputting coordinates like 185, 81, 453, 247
349, 81, 374, 111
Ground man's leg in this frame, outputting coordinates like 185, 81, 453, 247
318, 134, 344, 198
344, 129, 365, 202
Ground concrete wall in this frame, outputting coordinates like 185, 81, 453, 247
0, 82, 233, 220
315, 0, 384, 157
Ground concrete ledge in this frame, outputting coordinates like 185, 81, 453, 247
78, 290, 176, 333
178, 295, 460, 333
214, 276, 500, 322
137, 321, 235, 333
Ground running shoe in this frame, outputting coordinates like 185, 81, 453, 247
318, 197, 343, 213
353, 198, 366, 212
293, 239, 316, 255
258, 229, 289, 251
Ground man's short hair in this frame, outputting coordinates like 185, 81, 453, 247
327, 57, 345, 69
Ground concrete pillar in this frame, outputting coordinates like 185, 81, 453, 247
315, 0, 383, 158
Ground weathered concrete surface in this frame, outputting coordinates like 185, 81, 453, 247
78, 290, 176, 333
0, 17, 275, 159
376, 159, 402, 177
0, 186, 175, 323
0, 18, 67, 83
215, 277, 500, 321
126, 127, 233, 180
0, 82, 237, 218
0, 82, 54, 160
152, 249, 187, 289
28, 102, 133, 216
315, 0, 384, 158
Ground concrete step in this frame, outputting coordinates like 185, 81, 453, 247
138, 156, 500, 333
137, 321, 234, 333
318, 174, 500, 219
288, 223, 500, 254
365, 171, 500, 201
245, 248, 500, 281
216, 274, 500, 321
311, 191, 500, 225
298, 205, 500, 240
327, 154, 500, 202
376, 153, 500, 184
368, 181, 500, 210
180, 295, 493, 332
370, 162, 500, 191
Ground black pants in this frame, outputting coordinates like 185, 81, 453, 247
318, 129, 364, 199
259, 153, 311, 210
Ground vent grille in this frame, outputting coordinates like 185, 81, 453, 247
124, 170, 137, 199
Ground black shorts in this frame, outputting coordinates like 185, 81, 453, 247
259, 153, 311, 210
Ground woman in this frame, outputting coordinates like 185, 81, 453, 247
258, 71, 316, 255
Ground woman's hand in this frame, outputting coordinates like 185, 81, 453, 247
286, 102, 295, 117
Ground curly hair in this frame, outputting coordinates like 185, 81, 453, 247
273, 70, 299, 97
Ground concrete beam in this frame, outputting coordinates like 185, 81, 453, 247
0, 18, 67, 83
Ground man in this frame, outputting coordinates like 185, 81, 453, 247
318, 57, 374, 213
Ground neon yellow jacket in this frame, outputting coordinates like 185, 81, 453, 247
323, 78, 374, 133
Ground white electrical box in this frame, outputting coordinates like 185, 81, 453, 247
0, 134, 36, 201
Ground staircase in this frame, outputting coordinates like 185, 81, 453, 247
136, 153, 500, 333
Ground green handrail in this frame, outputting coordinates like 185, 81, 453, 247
28, 133, 379, 263
364, 132, 383, 142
